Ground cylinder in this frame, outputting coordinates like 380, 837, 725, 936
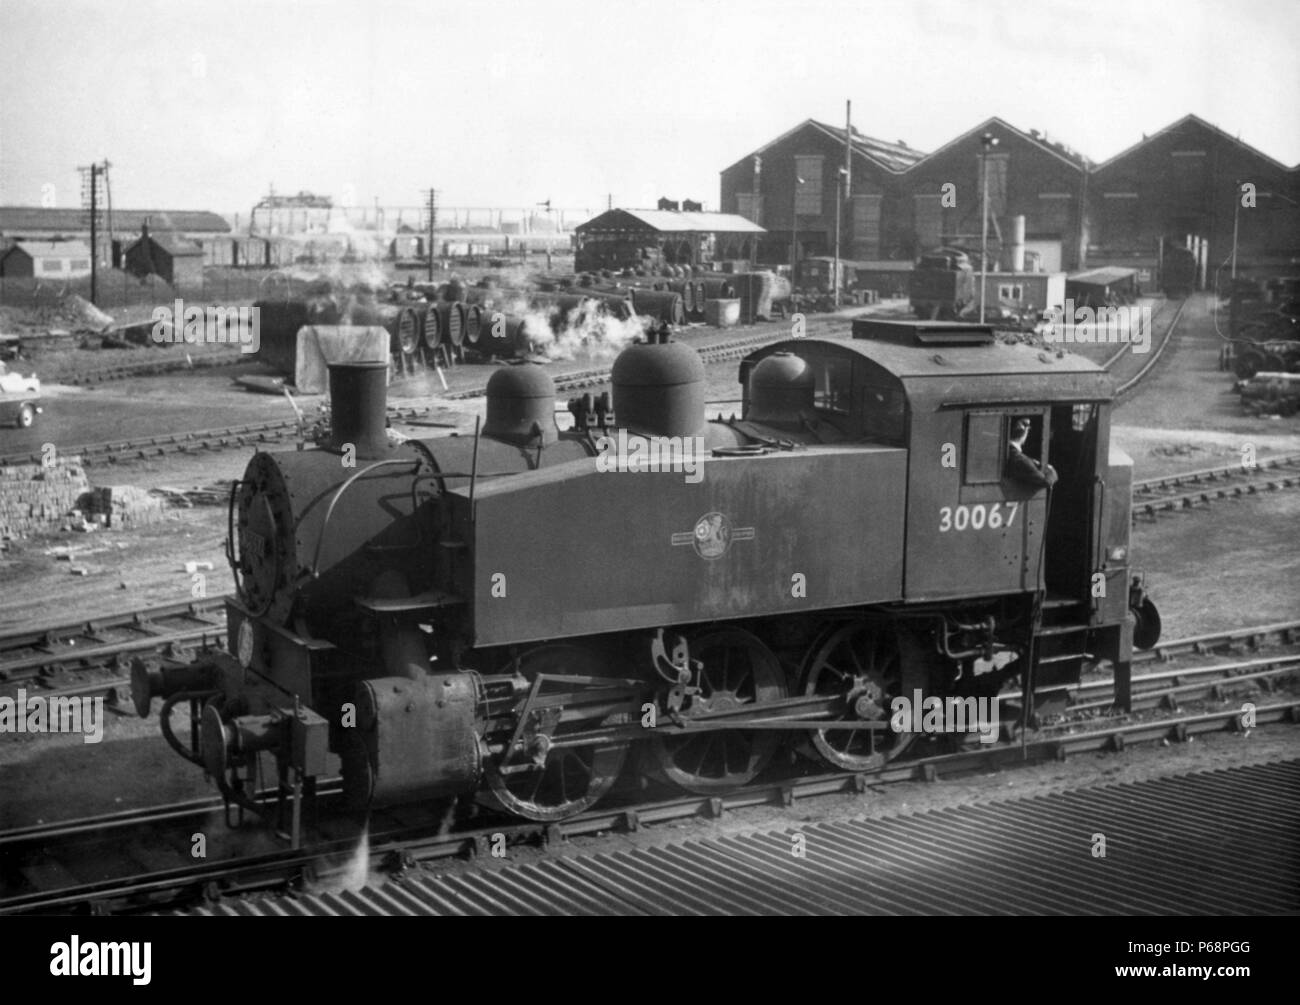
669, 280, 696, 315
342, 675, 482, 808
423, 303, 443, 349
630, 289, 686, 326
328, 361, 391, 459
434, 301, 466, 348
393, 304, 426, 355
465, 303, 485, 345
700, 277, 736, 300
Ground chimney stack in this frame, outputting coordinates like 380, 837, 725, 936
327, 361, 391, 459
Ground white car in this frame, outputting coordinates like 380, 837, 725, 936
0, 361, 42, 428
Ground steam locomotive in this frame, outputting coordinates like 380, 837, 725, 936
910, 248, 977, 319
133, 319, 1159, 831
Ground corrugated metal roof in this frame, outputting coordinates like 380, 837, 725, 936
808, 120, 926, 172
2, 240, 91, 259
725, 119, 926, 175
577, 208, 765, 234
0, 207, 231, 234
1068, 267, 1138, 286
183, 759, 1300, 916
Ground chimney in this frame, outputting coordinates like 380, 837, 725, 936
1010, 215, 1026, 272
327, 361, 391, 459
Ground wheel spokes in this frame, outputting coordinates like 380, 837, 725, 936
803, 624, 917, 771
647, 628, 786, 795
486, 644, 630, 822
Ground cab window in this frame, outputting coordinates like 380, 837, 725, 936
862, 384, 906, 444
964, 411, 1004, 484
813, 355, 853, 415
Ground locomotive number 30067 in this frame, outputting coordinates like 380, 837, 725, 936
938, 502, 1019, 532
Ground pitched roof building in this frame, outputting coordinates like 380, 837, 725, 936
0, 240, 93, 279
722, 113, 1300, 285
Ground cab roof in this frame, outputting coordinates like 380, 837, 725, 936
745, 319, 1114, 411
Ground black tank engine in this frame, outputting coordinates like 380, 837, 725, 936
133, 319, 1158, 832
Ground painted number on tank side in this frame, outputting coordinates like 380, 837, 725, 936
938, 502, 1018, 533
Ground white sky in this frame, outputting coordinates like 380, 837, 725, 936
1, 0, 1297, 216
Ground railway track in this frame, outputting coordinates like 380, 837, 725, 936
0, 597, 226, 689
45, 348, 248, 386
1131, 451, 1300, 520
1114, 295, 1186, 396
2, 635, 1295, 915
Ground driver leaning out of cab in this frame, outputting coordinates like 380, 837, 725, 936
1005, 416, 1058, 490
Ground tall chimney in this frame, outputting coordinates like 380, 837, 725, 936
328, 361, 391, 459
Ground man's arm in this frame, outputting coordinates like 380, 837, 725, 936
1005, 450, 1058, 488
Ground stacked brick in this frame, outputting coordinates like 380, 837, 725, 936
0, 457, 169, 545
81, 485, 168, 528
0, 456, 90, 540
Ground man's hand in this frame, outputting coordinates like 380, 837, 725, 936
1044, 463, 1059, 487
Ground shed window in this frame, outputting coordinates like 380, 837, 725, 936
965, 412, 1004, 484
794, 156, 824, 216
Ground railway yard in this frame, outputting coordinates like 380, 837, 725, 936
3, 4, 1299, 939
0, 281, 1297, 917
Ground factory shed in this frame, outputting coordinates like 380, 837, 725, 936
574, 208, 765, 272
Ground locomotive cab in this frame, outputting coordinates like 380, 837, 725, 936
741, 319, 1157, 719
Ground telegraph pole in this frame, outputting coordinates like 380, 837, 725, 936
425, 188, 438, 281
834, 99, 851, 309
90, 165, 97, 304
78, 162, 106, 304
978, 133, 999, 324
